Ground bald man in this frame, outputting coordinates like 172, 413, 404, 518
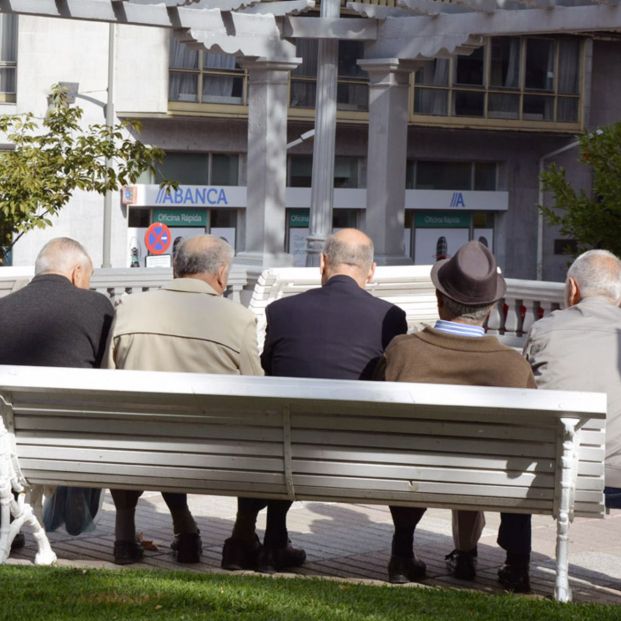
0, 237, 113, 367
0, 237, 114, 547
222, 228, 408, 573
524, 249, 621, 515
105, 235, 262, 565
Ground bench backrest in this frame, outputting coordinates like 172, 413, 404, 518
0, 365, 606, 519
249, 266, 438, 351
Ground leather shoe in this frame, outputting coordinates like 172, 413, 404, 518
221, 535, 261, 570
445, 548, 476, 581
171, 531, 202, 563
257, 540, 306, 573
388, 555, 427, 584
113, 540, 144, 565
10, 533, 25, 552
498, 563, 531, 593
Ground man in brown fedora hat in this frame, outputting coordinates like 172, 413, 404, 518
375, 240, 536, 593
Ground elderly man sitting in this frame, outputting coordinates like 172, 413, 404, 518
376, 240, 536, 592
524, 249, 621, 510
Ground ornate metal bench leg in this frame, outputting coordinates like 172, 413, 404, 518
0, 417, 57, 565
554, 418, 577, 603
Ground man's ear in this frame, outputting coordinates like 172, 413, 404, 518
566, 276, 581, 307
216, 264, 229, 293
70, 263, 91, 289
366, 261, 376, 284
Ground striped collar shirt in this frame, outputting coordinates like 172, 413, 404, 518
433, 319, 485, 338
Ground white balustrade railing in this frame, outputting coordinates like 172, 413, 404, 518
0, 265, 564, 347
489, 278, 565, 345
0, 265, 248, 304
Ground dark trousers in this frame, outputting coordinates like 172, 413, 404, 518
497, 512, 531, 558
236, 497, 292, 548
110, 489, 193, 540
110, 489, 189, 512
389, 505, 427, 558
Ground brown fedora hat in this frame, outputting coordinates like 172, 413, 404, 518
430, 240, 506, 305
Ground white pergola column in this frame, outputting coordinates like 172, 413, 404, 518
237, 57, 301, 269
359, 59, 419, 265
305, 0, 340, 267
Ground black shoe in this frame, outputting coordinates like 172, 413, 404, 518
171, 532, 202, 563
257, 540, 306, 573
113, 540, 144, 565
498, 563, 531, 593
10, 533, 25, 552
387, 555, 427, 584
445, 548, 476, 581
221, 535, 261, 570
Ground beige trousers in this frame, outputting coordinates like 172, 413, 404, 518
452, 510, 485, 551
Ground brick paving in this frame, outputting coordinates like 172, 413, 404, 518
9, 491, 621, 605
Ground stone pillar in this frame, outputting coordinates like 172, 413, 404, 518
236, 57, 300, 269
358, 59, 419, 265
305, 0, 340, 267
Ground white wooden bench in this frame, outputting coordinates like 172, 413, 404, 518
0, 364, 606, 602
249, 266, 438, 351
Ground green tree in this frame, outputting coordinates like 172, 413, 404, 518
0, 84, 163, 264
540, 122, 621, 257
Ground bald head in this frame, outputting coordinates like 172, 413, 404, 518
34, 237, 93, 289
566, 249, 621, 306
321, 228, 375, 287
173, 235, 234, 294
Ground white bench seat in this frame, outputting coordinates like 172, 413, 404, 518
0, 364, 606, 602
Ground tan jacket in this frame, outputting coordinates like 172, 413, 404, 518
380, 327, 536, 389
524, 296, 621, 486
105, 278, 263, 376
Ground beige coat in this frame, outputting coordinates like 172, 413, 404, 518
524, 296, 621, 487
105, 278, 263, 376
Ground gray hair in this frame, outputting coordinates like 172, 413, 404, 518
34, 237, 91, 276
173, 235, 234, 278
323, 232, 374, 274
567, 249, 621, 304
440, 293, 495, 323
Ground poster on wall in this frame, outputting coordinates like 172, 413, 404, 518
413, 212, 471, 265
288, 210, 310, 267
474, 228, 494, 251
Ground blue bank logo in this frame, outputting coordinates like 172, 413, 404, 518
449, 192, 466, 208
156, 186, 228, 206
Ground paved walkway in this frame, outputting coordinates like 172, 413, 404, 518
9, 492, 621, 605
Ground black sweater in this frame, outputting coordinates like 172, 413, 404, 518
0, 273, 114, 368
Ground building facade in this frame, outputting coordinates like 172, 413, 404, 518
4, 12, 620, 280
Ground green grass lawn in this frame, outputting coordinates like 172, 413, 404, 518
0, 566, 618, 621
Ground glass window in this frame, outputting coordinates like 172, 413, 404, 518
155, 153, 209, 185
169, 39, 244, 105
202, 52, 244, 104
416, 161, 472, 190
525, 38, 555, 91
454, 91, 484, 117
128, 208, 150, 228
474, 163, 497, 190
211, 154, 239, 185
490, 38, 520, 89
0, 15, 17, 98
289, 155, 312, 187
411, 35, 583, 126
558, 39, 580, 95
455, 47, 484, 86
334, 156, 359, 188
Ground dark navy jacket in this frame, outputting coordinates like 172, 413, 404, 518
261, 274, 407, 380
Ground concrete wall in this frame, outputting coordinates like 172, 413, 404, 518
11, 18, 170, 267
